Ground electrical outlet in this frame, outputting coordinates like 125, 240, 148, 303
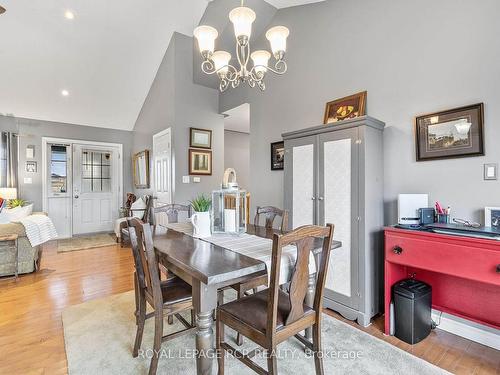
24, 177, 33, 184
193, 177, 201, 183
182, 176, 190, 184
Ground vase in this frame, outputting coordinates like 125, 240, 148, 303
191, 211, 211, 238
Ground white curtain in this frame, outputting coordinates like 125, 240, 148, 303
0, 132, 18, 188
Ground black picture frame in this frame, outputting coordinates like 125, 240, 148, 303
271, 141, 285, 170
415, 103, 484, 162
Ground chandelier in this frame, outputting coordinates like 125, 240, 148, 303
193, 1, 289, 92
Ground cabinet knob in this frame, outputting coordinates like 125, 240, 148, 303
311, 197, 316, 200
496, 264, 500, 273
393, 246, 403, 255
318, 197, 324, 201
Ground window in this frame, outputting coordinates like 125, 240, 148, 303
81, 150, 111, 192
50, 145, 68, 193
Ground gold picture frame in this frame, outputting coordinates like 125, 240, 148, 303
323, 91, 367, 124
189, 149, 212, 175
133, 150, 150, 189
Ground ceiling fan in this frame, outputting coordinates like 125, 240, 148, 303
0, 5, 6, 14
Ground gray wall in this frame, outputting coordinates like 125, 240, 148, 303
220, 0, 500, 224
1, 115, 134, 211
133, 32, 224, 205
224, 130, 250, 191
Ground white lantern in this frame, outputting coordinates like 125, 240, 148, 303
211, 168, 247, 234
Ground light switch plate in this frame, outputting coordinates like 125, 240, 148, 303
193, 177, 201, 183
182, 176, 190, 184
24, 177, 33, 184
484, 163, 498, 180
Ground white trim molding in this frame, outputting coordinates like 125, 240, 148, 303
432, 310, 500, 350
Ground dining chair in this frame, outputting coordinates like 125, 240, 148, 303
216, 223, 335, 375
128, 218, 196, 375
119, 195, 154, 247
254, 206, 289, 233
152, 203, 192, 235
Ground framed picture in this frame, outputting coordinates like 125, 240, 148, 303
485, 207, 500, 228
189, 149, 212, 175
323, 91, 367, 124
133, 150, 150, 189
26, 161, 37, 173
190, 127, 212, 149
271, 141, 285, 170
415, 103, 484, 162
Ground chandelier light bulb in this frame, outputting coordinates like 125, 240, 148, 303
194, 25, 218, 57
212, 51, 232, 76
229, 6, 256, 43
266, 26, 289, 57
251, 50, 271, 75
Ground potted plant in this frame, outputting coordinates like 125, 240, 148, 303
190, 194, 212, 238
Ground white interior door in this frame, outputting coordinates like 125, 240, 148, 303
46, 144, 72, 239
72, 144, 119, 235
153, 129, 172, 226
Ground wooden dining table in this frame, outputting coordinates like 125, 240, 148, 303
153, 224, 342, 375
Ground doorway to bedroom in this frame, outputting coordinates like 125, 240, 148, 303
42, 138, 123, 239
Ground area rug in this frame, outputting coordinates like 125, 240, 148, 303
62, 291, 448, 375
57, 233, 117, 253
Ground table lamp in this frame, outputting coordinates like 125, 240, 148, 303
0, 188, 17, 200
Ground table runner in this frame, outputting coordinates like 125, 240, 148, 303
163, 222, 316, 284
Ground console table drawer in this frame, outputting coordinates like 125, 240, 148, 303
385, 234, 500, 285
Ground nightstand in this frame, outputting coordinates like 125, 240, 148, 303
0, 234, 19, 279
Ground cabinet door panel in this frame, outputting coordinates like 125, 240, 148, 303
284, 136, 317, 229
319, 129, 359, 310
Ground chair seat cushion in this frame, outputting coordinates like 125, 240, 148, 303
160, 277, 192, 305
219, 289, 313, 334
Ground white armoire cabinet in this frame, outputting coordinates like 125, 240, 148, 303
283, 116, 385, 326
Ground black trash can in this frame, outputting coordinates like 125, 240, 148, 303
393, 279, 432, 344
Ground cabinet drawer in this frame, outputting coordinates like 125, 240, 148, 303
385, 234, 500, 286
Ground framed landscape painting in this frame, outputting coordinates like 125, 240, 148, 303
190, 127, 212, 149
323, 91, 367, 124
415, 103, 484, 161
189, 149, 212, 175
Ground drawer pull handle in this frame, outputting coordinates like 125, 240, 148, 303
393, 246, 403, 255
497, 264, 500, 273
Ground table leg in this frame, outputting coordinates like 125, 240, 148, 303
192, 280, 217, 375
305, 272, 316, 341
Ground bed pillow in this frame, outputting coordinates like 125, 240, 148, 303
5, 203, 34, 222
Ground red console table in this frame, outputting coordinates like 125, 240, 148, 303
384, 227, 500, 335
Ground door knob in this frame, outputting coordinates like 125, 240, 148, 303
74, 195, 79, 199
311, 197, 316, 200
393, 246, 403, 255
318, 197, 324, 201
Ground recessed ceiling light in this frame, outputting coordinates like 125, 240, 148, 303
64, 10, 75, 20
61, 90, 69, 97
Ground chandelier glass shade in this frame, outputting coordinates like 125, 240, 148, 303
193, 1, 289, 92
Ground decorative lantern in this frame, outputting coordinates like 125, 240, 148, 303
211, 168, 247, 234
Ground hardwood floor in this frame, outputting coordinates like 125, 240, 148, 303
0, 242, 498, 374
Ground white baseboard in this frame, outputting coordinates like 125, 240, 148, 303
431, 310, 500, 350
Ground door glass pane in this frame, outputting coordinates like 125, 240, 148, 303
81, 150, 112, 193
292, 144, 314, 227
324, 139, 351, 297
50, 145, 67, 193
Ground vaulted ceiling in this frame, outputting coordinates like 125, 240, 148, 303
0, 0, 325, 130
